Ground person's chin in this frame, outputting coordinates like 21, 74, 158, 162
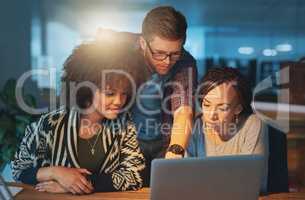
156, 68, 170, 75
104, 112, 119, 120
218, 133, 231, 141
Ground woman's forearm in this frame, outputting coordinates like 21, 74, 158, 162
36, 167, 58, 182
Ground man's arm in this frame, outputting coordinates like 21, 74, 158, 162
165, 56, 197, 158
166, 106, 193, 158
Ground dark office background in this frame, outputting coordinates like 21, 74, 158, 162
1, 0, 305, 191
1, 0, 305, 88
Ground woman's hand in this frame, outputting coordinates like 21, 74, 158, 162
51, 166, 94, 195
35, 181, 68, 193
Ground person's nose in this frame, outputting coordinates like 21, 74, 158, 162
208, 108, 218, 121
113, 94, 124, 106
163, 55, 171, 65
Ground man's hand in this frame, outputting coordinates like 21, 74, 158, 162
165, 151, 183, 159
170, 106, 193, 150
35, 181, 68, 194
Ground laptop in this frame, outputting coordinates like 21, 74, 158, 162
150, 155, 264, 200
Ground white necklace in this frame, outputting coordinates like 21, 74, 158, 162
86, 128, 103, 155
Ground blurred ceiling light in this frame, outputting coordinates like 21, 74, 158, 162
263, 48, 277, 57
238, 46, 254, 55
275, 43, 293, 52
95, 28, 116, 41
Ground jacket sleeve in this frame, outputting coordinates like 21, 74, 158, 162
170, 52, 198, 112
10, 112, 53, 185
10, 121, 41, 185
91, 118, 145, 192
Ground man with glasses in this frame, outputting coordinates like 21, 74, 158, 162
98, 6, 197, 186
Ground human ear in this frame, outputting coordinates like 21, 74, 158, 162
91, 90, 99, 106
139, 36, 146, 51
234, 104, 243, 115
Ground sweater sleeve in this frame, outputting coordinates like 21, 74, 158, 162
240, 115, 269, 193
91, 119, 145, 192
240, 115, 268, 156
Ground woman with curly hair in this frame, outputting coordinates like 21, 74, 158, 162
11, 40, 145, 194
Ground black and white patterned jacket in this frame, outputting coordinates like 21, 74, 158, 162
11, 107, 145, 192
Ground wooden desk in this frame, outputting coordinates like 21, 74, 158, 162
10, 183, 305, 200
11, 183, 149, 200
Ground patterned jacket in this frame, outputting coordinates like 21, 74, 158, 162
11, 107, 145, 192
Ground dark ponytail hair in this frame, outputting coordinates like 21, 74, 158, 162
197, 67, 253, 116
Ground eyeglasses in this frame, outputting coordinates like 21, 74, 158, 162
146, 41, 182, 61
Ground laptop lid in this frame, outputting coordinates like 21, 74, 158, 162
150, 155, 264, 200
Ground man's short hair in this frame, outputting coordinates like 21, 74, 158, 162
142, 6, 187, 43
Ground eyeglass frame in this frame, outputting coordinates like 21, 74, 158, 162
145, 40, 183, 61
